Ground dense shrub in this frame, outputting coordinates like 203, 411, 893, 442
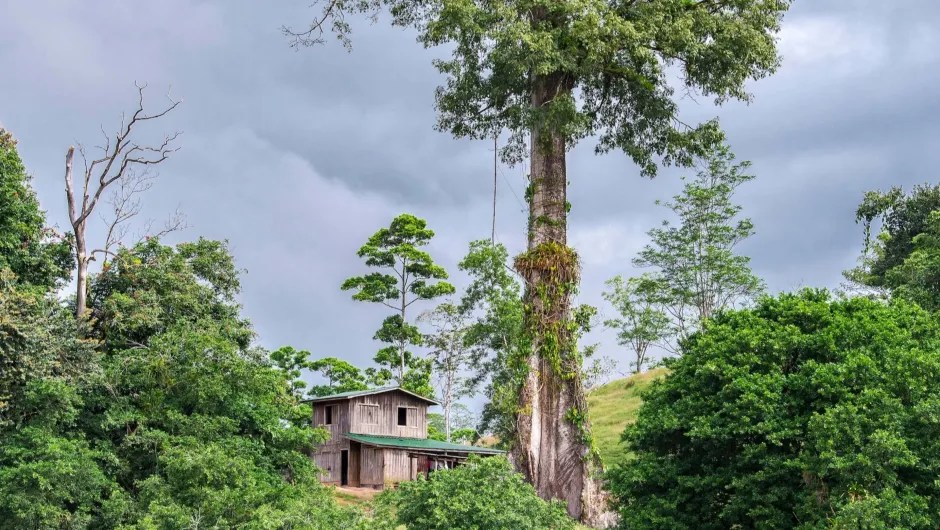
378, 455, 575, 530
610, 290, 940, 529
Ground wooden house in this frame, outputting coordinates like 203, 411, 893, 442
303, 386, 504, 488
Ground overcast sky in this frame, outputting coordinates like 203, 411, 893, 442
2, 1, 938, 412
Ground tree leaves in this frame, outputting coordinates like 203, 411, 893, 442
632, 143, 764, 351
611, 291, 940, 529
342, 214, 454, 396
846, 184, 940, 312
381, 455, 576, 530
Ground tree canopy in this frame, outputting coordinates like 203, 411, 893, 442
633, 143, 764, 349
0, 129, 71, 293
846, 183, 940, 312
379, 455, 575, 530
342, 213, 454, 396
292, 0, 790, 176
611, 290, 940, 529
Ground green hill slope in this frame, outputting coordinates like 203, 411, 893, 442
587, 368, 668, 468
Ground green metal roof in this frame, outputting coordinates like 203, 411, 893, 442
345, 433, 505, 454
301, 386, 440, 405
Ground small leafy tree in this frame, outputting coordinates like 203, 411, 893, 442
845, 184, 940, 311
887, 211, 940, 311
270, 345, 313, 401
602, 274, 672, 373
0, 128, 72, 293
341, 214, 455, 396
581, 354, 617, 389
307, 356, 369, 397
611, 290, 940, 529
419, 301, 474, 441
380, 455, 575, 530
451, 428, 480, 445
635, 144, 764, 351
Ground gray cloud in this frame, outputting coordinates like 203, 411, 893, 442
2, 0, 938, 411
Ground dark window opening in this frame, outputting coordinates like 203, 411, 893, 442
325, 405, 333, 425
397, 407, 407, 426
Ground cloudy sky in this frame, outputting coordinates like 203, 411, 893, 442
2, 1, 938, 410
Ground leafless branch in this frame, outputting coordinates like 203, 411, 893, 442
135, 205, 188, 245
72, 83, 182, 229
282, 0, 344, 48
64, 82, 184, 319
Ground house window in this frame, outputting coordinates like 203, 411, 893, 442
325, 405, 333, 425
397, 407, 407, 426
359, 404, 379, 425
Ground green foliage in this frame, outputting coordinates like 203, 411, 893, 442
379, 455, 575, 530
450, 428, 479, 445
427, 417, 447, 441
846, 184, 940, 311
610, 290, 940, 529
342, 214, 454, 395
89, 237, 253, 351
886, 211, 940, 311
296, 0, 790, 176
428, 405, 478, 443
419, 301, 475, 441
0, 129, 72, 292
271, 346, 314, 399
603, 274, 672, 373
0, 268, 110, 529
0, 236, 367, 529
85, 240, 361, 527
634, 143, 764, 351
307, 356, 370, 397
457, 241, 525, 444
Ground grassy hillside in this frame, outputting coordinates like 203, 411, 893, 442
587, 368, 668, 468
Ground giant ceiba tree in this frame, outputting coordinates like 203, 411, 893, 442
288, 0, 792, 524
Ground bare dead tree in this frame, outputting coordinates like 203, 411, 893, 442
64, 82, 183, 319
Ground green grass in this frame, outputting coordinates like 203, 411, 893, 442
587, 368, 668, 468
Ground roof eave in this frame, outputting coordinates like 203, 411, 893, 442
300, 386, 441, 406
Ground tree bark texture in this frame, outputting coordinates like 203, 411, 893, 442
512, 73, 610, 527
64, 146, 90, 319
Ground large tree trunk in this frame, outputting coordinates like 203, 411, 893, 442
512, 72, 609, 527
75, 233, 88, 319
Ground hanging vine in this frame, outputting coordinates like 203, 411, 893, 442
513, 241, 600, 461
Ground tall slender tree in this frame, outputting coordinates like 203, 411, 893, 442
634, 144, 764, 351
291, 2, 792, 522
341, 214, 455, 395
419, 301, 474, 441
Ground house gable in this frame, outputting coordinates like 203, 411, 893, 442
348, 390, 429, 439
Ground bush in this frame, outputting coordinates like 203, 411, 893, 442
610, 290, 940, 529
378, 455, 575, 530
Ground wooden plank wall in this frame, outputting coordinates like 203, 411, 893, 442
311, 401, 351, 450
348, 391, 429, 439
313, 450, 340, 484
383, 449, 417, 483
360, 446, 384, 487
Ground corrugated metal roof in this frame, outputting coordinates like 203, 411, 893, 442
345, 433, 505, 454
301, 386, 440, 405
